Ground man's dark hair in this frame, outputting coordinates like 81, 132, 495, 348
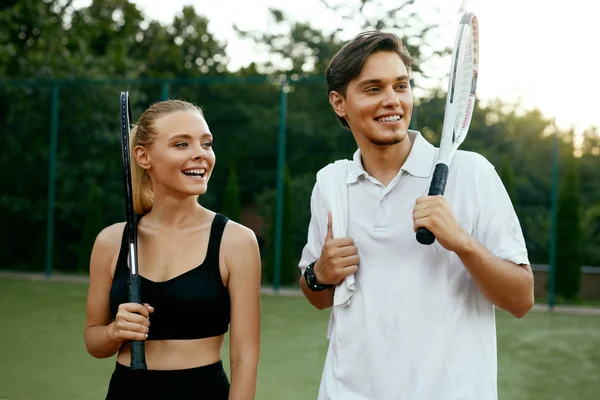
326, 31, 413, 129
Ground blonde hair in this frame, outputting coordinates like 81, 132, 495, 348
130, 99, 204, 214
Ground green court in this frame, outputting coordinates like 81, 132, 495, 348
0, 279, 598, 400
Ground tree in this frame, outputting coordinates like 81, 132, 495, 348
220, 166, 242, 222
555, 151, 582, 300
3, 0, 600, 279
234, 0, 451, 81
581, 204, 600, 266
77, 184, 104, 272
279, 166, 298, 285
260, 166, 297, 286
579, 127, 600, 266
500, 156, 518, 210
0, 0, 231, 271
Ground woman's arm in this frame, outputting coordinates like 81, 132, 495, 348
84, 223, 126, 358
84, 223, 152, 358
223, 223, 261, 400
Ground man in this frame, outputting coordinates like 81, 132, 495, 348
298, 31, 534, 400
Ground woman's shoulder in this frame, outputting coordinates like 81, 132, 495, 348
89, 222, 127, 276
216, 214, 259, 256
94, 222, 127, 252
221, 216, 258, 246
218, 216, 261, 276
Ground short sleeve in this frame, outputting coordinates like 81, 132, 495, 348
298, 183, 328, 274
474, 165, 530, 266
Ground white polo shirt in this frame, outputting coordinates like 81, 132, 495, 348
299, 131, 529, 400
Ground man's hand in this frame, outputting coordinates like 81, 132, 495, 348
314, 212, 360, 285
413, 195, 470, 253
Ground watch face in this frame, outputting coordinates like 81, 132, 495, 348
308, 270, 317, 286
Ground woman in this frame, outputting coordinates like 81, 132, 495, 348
84, 99, 261, 399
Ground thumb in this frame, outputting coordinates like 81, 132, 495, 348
325, 212, 334, 241
143, 303, 155, 313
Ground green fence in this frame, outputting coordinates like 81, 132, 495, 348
1, 76, 359, 292
0, 76, 583, 306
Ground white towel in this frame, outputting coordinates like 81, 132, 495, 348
316, 160, 355, 308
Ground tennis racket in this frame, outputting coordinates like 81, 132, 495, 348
119, 91, 147, 370
416, 12, 479, 245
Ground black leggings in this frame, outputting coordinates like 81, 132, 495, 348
105, 361, 230, 400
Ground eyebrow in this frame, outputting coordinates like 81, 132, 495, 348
168, 133, 212, 141
357, 75, 410, 88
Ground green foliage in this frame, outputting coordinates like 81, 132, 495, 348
1, 0, 600, 290
579, 127, 600, 266
555, 150, 582, 299
260, 166, 298, 286
582, 204, 600, 266
500, 156, 518, 210
0, 0, 230, 271
234, 2, 450, 79
77, 184, 104, 272
220, 166, 242, 222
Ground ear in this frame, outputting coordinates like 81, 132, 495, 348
328, 90, 347, 119
133, 145, 151, 170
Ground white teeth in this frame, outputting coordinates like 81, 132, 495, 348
183, 168, 206, 176
377, 115, 401, 122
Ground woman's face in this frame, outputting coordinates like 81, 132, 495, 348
141, 110, 215, 198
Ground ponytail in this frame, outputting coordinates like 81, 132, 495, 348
130, 126, 154, 214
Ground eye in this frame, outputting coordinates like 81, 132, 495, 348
175, 142, 188, 148
365, 87, 380, 93
202, 141, 213, 149
395, 83, 409, 90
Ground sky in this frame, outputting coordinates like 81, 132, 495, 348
75, 0, 599, 135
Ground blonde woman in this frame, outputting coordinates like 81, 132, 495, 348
84, 100, 261, 399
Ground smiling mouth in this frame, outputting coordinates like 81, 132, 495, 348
375, 115, 402, 122
182, 168, 206, 178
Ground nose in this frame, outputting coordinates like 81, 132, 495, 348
191, 144, 207, 161
381, 86, 400, 108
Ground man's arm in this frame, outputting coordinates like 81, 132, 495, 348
413, 195, 534, 317
454, 237, 533, 317
299, 213, 359, 310
298, 181, 359, 311
413, 163, 534, 318
298, 271, 335, 310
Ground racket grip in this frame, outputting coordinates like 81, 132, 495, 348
128, 275, 147, 370
427, 163, 449, 196
416, 163, 450, 245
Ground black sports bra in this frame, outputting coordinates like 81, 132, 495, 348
109, 213, 231, 340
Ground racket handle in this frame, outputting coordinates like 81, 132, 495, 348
416, 163, 449, 245
128, 275, 147, 370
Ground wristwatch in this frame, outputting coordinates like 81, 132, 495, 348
304, 261, 334, 292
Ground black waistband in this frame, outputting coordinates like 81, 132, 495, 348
107, 360, 229, 399
113, 360, 225, 377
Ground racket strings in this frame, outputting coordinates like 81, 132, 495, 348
453, 26, 477, 141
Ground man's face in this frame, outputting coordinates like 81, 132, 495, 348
330, 51, 413, 147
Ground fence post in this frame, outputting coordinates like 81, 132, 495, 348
273, 79, 288, 292
45, 83, 60, 278
548, 121, 559, 310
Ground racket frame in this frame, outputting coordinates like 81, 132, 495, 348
119, 91, 147, 370
416, 12, 479, 245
